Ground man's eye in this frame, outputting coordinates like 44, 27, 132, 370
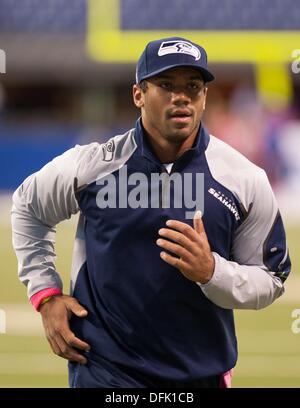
160, 82, 172, 90
188, 83, 200, 91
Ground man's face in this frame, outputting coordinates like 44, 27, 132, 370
133, 67, 207, 144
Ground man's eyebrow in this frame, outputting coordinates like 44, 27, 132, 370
189, 76, 204, 81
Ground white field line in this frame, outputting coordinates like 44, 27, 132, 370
1, 278, 300, 338
0, 304, 44, 335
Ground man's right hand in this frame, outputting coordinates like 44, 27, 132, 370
39, 295, 91, 365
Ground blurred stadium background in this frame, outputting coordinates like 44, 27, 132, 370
0, 0, 299, 387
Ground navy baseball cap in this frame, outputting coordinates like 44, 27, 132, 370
136, 37, 215, 84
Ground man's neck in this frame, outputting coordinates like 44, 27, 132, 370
143, 127, 199, 164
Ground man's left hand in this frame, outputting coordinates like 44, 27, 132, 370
157, 211, 215, 284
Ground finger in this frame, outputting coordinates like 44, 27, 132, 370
47, 336, 86, 364
51, 312, 91, 351
193, 212, 210, 246
54, 332, 88, 364
165, 219, 198, 241
60, 328, 91, 352
47, 336, 61, 356
158, 228, 197, 254
68, 299, 88, 318
193, 210, 204, 235
160, 251, 190, 272
156, 238, 191, 261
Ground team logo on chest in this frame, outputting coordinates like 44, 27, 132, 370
158, 41, 201, 61
208, 187, 240, 221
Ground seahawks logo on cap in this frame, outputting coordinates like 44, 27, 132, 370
158, 41, 201, 61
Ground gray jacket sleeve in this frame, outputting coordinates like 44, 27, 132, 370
11, 146, 84, 298
198, 169, 291, 310
11, 132, 136, 300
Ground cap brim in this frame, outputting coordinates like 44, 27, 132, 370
138, 63, 215, 83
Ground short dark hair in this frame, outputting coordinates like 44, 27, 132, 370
139, 80, 148, 93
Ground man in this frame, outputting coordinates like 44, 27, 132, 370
11, 37, 291, 388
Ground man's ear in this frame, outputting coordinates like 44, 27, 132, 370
133, 84, 144, 108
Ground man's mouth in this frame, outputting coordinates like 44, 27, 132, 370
168, 110, 193, 124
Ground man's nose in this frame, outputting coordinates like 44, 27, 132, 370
171, 88, 190, 104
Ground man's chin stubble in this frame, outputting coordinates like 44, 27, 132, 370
165, 131, 192, 143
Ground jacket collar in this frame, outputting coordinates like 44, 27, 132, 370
134, 117, 210, 170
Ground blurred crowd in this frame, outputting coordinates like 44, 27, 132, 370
204, 84, 300, 192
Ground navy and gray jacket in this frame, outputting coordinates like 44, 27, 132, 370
11, 119, 291, 383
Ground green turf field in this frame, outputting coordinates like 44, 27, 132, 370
1, 210, 299, 388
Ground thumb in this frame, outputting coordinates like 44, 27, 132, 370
68, 299, 88, 318
193, 210, 204, 235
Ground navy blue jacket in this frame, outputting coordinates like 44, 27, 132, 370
12, 119, 291, 385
